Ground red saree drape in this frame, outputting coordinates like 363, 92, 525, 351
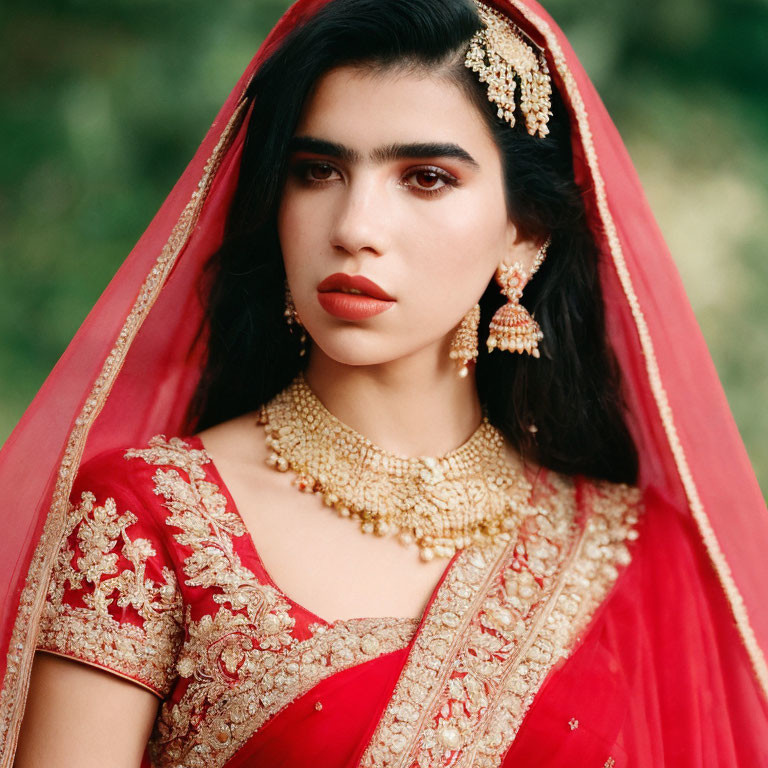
1, 0, 767, 765
226, 490, 768, 768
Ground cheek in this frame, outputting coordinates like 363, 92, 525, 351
397, 199, 504, 314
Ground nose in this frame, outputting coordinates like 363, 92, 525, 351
328, 174, 388, 258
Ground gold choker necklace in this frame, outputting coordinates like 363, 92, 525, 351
256, 375, 533, 561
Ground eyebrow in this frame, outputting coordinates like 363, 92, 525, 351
288, 135, 481, 170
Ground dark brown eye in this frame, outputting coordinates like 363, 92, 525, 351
308, 163, 335, 180
414, 170, 441, 189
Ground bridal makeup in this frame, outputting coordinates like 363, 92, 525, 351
277, 64, 540, 370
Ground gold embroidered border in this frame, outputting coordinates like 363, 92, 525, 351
122, 436, 420, 768
36, 489, 184, 696
358, 535, 517, 768
459, 482, 639, 767
0, 98, 250, 766
153, 615, 418, 768
360, 477, 639, 768
502, 0, 768, 701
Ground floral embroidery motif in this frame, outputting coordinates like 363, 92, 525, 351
125, 437, 297, 650
359, 474, 641, 768
123, 436, 418, 768
37, 491, 184, 694
154, 615, 418, 767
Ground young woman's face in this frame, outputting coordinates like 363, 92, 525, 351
277, 64, 539, 370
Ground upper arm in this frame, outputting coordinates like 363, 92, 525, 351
14, 652, 159, 768
16, 448, 186, 765
35, 450, 185, 695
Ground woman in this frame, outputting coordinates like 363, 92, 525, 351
3, 0, 768, 765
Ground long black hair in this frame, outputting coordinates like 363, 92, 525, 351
186, 0, 639, 485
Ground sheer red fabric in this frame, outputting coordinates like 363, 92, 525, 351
1, 0, 767, 764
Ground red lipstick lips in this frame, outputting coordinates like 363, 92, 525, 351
317, 273, 395, 321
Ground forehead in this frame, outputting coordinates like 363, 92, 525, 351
295, 65, 494, 154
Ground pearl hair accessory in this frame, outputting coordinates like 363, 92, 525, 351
257, 374, 533, 562
464, 0, 553, 138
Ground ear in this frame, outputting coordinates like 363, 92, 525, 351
501, 221, 546, 280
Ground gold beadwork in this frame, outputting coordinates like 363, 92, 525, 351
449, 303, 481, 377
464, 0, 553, 137
257, 375, 532, 562
487, 236, 551, 357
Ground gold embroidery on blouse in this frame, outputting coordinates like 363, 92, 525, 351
360, 476, 641, 768
122, 436, 418, 768
37, 491, 184, 695
125, 436, 298, 647
153, 615, 418, 767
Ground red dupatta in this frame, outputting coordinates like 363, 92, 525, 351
1, 0, 766, 763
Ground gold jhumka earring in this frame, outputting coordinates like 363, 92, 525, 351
284, 282, 307, 357
449, 303, 481, 377
487, 236, 551, 358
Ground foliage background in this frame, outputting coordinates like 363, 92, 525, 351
1, 0, 766, 494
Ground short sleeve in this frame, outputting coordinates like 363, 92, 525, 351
36, 448, 185, 697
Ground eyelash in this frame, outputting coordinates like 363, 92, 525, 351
291, 161, 459, 198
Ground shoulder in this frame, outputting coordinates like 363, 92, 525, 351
576, 475, 644, 520
196, 410, 267, 468
69, 434, 214, 531
76, 434, 208, 478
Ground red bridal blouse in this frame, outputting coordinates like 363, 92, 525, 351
35, 434, 768, 767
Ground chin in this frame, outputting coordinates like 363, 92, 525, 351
305, 327, 411, 368
310, 340, 401, 368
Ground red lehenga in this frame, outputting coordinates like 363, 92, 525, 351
1, 0, 768, 765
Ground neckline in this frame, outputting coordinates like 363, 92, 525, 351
188, 434, 462, 632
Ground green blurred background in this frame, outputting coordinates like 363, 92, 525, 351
1, 0, 766, 494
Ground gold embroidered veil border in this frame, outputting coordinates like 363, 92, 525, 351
0, 95, 251, 765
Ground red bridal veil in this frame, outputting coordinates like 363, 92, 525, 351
1, 0, 766, 762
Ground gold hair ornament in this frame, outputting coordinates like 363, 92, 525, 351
464, 0, 553, 138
